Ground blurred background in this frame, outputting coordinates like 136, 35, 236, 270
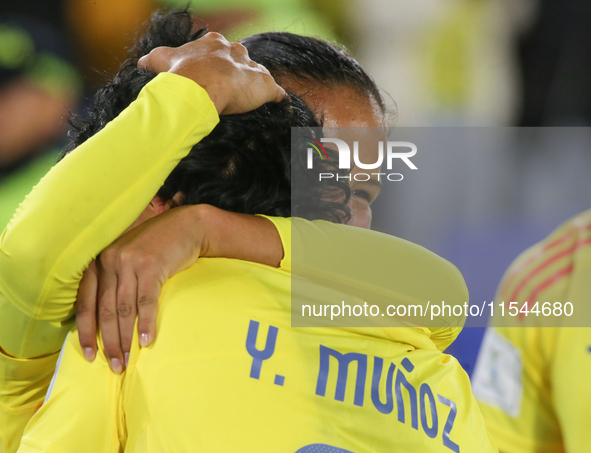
1, 0, 590, 376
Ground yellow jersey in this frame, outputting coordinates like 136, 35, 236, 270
0, 150, 59, 229
18, 215, 498, 452
473, 210, 591, 453
1, 72, 496, 452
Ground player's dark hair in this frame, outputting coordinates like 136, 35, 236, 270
62, 10, 350, 223
242, 32, 385, 114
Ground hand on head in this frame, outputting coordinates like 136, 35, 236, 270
137, 32, 286, 115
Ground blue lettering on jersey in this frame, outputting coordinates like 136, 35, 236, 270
245, 320, 278, 380
371, 357, 396, 414
316, 345, 367, 407
437, 395, 460, 453
296, 445, 355, 452
315, 345, 460, 450
243, 323, 460, 450
395, 363, 419, 429
420, 384, 438, 439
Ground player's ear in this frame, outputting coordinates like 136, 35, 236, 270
149, 192, 185, 214
125, 195, 171, 232
149, 196, 170, 215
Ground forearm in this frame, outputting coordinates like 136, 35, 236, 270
196, 205, 283, 268
0, 73, 219, 358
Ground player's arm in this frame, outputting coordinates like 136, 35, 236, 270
0, 74, 219, 453
79, 208, 468, 365
0, 34, 284, 452
0, 73, 219, 360
0, 33, 283, 361
270, 215, 467, 352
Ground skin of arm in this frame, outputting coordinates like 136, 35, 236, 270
75, 205, 283, 363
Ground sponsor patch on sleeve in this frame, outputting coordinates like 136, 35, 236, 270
472, 328, 522, 417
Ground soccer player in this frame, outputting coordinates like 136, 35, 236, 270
0, 17, 295, 452
473, 210, 591, 452
1, 11, 496, 453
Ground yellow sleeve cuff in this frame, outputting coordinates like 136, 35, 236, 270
257, 216, 291, 272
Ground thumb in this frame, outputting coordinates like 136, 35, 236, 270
273, 85, 287, 103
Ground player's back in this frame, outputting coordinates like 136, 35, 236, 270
19, 257, 497, 453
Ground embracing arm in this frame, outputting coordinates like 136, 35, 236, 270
0, 74, 217, 453
83, 206, 468, 364
0, 72, 219, 359
0, 30, 285, 360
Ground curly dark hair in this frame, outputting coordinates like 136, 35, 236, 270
62, 10, 350, 223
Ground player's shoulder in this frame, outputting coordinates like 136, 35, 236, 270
291, 217, 468, 299
496, 209, 591, 303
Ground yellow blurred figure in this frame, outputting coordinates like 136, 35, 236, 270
473, 210, 591, 452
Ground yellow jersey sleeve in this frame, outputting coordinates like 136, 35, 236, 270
473, 210, 591, 453
0, 73, 218, 453
0, 72, 219, 359
262, 216, 467, 352
258, 215, 291, 272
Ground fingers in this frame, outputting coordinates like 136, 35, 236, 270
76, 261, 99, 362
136, 274, 162, 349
96, 258, 125, 374
230, 41, 249, 58
138, 33, 230, 73
253, 72, 286, 106
116, 267, 138, 367
138, 46, 174, 72
82, 230, 168, 374
138, 32, 284, 114
245, 61, 285, 104
81, 254, 160, 374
